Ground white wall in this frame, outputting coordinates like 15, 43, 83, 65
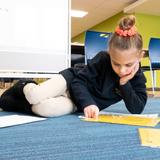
0, 0, 70, 77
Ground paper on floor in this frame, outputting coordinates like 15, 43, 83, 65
139, 128, 160, 148
79, 113, 159, 119
81, 114, 160, 127
99, 111, 159, 118
0, 114, 46, 128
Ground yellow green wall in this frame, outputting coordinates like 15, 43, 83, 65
72, 12, 160, 88
72, 12, 125, 44
136, 13, 160, 48
135, 13, 160, 88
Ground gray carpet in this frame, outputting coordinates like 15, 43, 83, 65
0, 98, 160, 160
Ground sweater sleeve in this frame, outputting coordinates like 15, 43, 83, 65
119, 69, 147, 114
70, 52, 107, 111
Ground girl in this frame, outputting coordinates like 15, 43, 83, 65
0, 15, 147, 118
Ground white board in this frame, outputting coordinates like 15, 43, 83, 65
0, 0, 70, 77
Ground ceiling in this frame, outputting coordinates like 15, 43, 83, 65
71, 0, 160, 38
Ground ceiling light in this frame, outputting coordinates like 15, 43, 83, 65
71, 9, 88, 18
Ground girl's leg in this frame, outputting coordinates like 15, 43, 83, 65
0, 79, 37, 115
31, 96, 76, 117
23, 74, 67, 105
0, 95, 33, 115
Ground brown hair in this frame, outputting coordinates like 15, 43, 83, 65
108, 15, 143, 51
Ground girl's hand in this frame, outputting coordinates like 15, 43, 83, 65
84, 105, 99, 119
120, 61, 139, 85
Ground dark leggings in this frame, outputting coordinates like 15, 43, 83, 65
0, 80, 37, 115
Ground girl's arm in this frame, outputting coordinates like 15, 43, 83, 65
119, 69, 147, 114
70, 51, 107, 112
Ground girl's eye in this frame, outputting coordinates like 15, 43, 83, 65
113, 63, 120, 66
126, 64, 133, 67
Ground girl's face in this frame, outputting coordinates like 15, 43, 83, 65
109, 48, 143, 78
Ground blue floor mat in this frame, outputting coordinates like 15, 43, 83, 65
0, 98, 160, 160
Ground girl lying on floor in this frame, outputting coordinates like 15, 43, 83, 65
0, 15, 147, 118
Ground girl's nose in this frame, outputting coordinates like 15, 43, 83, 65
119, 67, 127, 74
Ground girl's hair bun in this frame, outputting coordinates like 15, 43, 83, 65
108, 14, 143, 50
119, 15, 136, 30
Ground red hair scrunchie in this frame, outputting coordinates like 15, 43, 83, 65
115, 26, 137, 36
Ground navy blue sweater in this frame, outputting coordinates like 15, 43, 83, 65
60, 51, 147, 113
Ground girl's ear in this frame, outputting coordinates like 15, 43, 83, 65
139, 50, 145, 61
